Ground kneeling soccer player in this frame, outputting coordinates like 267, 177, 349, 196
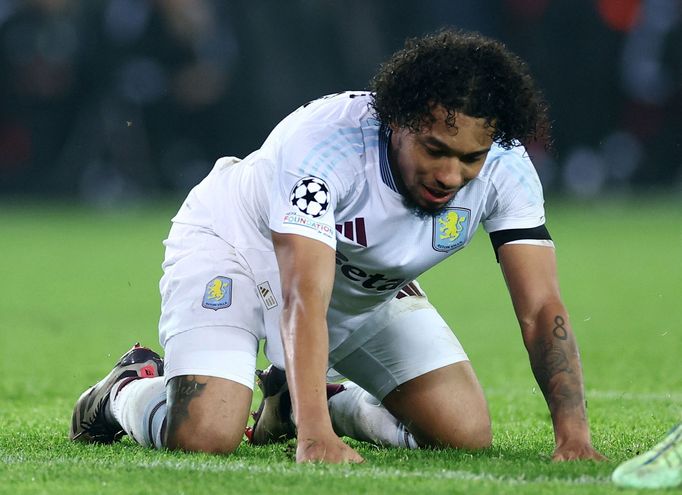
70, 29, 605, 463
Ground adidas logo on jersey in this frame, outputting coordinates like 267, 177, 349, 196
335, 217, 367, 247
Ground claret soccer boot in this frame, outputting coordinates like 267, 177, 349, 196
245, 365, 346, 445
70, 343, 164, 444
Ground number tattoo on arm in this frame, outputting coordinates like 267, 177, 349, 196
552, 315, 568, 340
530, 315, 585, 414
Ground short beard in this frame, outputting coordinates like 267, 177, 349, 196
400, 193, 446, 219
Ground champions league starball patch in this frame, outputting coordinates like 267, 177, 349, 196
432, 207, 471, 252
202, 276, 233, 310
289, 176, 330, 218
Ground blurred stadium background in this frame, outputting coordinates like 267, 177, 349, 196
0, 0, 680, 205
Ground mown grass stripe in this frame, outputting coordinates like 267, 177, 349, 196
0, 455, 610, 486
485, 389, 682, 402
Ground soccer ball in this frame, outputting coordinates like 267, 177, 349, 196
290, 176, 330, 218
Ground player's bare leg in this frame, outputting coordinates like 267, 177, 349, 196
165, 374, 252, 454
248, 363, 487, 451
382, 361, 491, 449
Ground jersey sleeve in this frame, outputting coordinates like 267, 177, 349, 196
268, 122, 361, 250
481, 146, 548, 233
481, 146, 555, 261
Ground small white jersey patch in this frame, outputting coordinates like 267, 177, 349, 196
257, 281, 278, 310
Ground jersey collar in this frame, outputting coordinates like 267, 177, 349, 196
379, 124, 400, 193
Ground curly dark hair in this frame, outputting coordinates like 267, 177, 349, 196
370, 29, 550, 149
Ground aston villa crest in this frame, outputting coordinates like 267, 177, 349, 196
202, 276, 233, 310
432, 208, 471, 252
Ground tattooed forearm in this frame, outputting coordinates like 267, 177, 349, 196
535, 335, 573, 378
529, 315, 585, 415
552, 315, 568, 340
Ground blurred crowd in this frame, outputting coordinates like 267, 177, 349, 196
0, 0, 680, 204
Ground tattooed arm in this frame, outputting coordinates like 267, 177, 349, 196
498, 243, 606, 461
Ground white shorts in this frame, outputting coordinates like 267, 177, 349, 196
164, 326, 259, 390
158, 222, 270, 344
159, 223, 469, 396
329, 294, 468, 400
162, 296, 468, 397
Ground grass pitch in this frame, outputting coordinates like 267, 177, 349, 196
1, 196, 680, 494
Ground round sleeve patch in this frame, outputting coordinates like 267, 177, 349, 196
289, 176, 330, 218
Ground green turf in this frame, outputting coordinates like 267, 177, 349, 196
1, 197, 680, 494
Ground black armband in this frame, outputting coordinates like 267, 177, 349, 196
489, 225, 553, 262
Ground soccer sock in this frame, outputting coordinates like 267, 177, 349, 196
327, 381, 418, 449
109, 376, 167, 449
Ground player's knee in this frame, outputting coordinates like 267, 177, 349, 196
419, 413, 492, 450
163, 375, 251, 455
454, 418, 492, 450
164, 416, 243, 454
455, 411, 491, 449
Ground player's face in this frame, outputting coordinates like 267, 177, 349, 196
389, 107, 494, 215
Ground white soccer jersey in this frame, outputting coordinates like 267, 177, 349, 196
170, 92, 549, 367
